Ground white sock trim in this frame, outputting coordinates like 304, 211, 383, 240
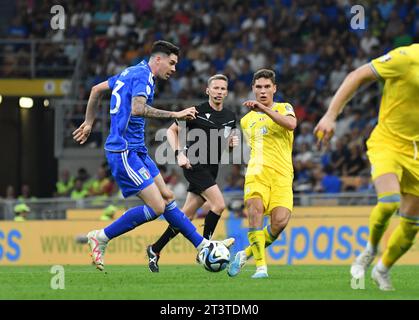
376, 259, 389, 273
256, 265, 267, 272
98, 229, 109, 242
197, 238, 209, 251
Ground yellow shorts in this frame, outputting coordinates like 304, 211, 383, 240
367, 134, 419, 197
244, 165, 293, 214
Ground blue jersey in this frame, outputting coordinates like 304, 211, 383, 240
105, 60, 155, 153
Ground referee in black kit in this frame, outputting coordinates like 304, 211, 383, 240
147, 74, 239, 272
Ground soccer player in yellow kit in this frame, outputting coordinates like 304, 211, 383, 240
315, 44, 419, 290
228, 69, 297, 278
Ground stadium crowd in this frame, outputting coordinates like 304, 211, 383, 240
1, 0, 419, 197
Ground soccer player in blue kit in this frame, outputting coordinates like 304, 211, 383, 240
73, 40, 232, 271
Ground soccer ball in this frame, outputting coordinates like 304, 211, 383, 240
198, 241, 230, 272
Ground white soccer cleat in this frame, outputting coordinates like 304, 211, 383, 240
371, 266, 395, 291
350, 249, 376, 279
227, 250, 247, 277
87, 230, 108, 271
221, 237, 235, 249
251, 266, 269, 279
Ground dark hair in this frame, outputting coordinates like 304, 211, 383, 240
252, 69, 276, 85
151, 40, 179, 57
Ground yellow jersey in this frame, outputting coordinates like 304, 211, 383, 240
369, 44, 419, 143
240, 102, 295, 179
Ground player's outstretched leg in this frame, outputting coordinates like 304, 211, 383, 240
372, 214, 419, 291
161, 200, 235, 255
86, 201, 160, 271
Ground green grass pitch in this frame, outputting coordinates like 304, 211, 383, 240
0, 265, 418, 300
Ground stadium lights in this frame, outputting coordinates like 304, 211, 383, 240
0, 94, 2, 104
43, 99, 50, 107
19, 97, 33, 109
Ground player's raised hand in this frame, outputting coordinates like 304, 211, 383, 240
177, 152, 192, 169
175, 107, 198, 120
243, 100, 265, 112
72, 121, 92, 145
313, 114, 336, 148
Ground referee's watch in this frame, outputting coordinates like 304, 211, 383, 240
175, 150, 184, 158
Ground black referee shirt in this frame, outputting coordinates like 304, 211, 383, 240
175, 102, 236, 165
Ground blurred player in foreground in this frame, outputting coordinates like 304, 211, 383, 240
73, 40, 231, 271
228, 69, 297, 278
146, 74, 238, 272
315, 44, 419, 290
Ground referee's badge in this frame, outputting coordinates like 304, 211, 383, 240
139, 168, 151, 180
224, 126, 232, 138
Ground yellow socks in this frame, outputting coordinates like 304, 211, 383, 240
381, 215, 419, 268
247, 229, 266, 267
368, 192, 400, 250
245, 226, 278, 261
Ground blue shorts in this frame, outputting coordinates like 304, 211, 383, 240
106, 150, 160, 198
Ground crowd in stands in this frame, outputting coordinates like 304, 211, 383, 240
2, 0, 419, 197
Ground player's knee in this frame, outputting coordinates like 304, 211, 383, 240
247, 203, 264, 228
248, 205, 264, 217
150, 201, 166, 216
271, 213, 290, 233
182, 206, 195, 220
162, 189, 174, 203
209, 201, 225, 214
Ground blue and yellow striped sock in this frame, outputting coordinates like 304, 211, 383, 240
368, 192, 400, 251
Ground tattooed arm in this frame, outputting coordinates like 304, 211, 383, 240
132, 96, 197, 120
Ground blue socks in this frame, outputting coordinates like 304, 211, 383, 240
163, 201, 204, 248
104, 205, 158, 239
103, 201, 204, 248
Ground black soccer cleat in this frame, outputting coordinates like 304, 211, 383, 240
146, 245, 160, 273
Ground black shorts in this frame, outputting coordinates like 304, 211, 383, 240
183, 164, 219, 196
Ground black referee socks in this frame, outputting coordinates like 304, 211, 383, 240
152, 226, 179, 253
203, 210, 221, 239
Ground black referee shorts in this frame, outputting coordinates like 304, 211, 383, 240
183, 164, 219, 196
